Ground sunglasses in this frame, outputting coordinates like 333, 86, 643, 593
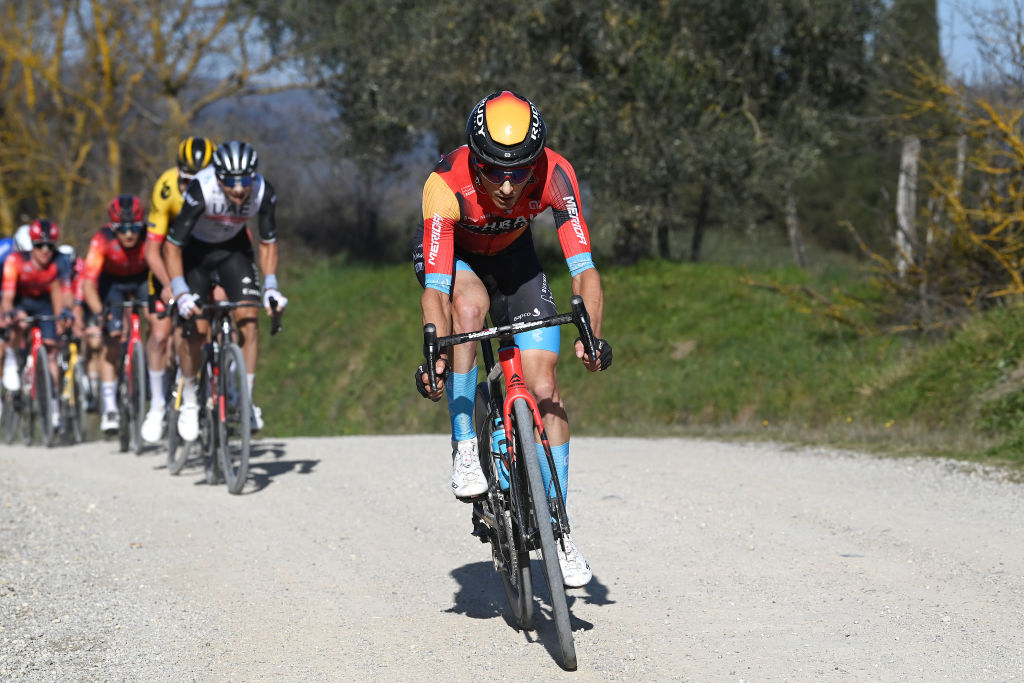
473, 158, 533, 185
32, 242, 55, 251
114, 223, 145, 234
217, 173, 255, 189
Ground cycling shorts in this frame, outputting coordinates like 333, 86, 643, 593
181, 231, 260, 307
411, 227, 560, 353
14, 295, 56, 342
86, 273, 148, 335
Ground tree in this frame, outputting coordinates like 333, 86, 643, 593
0, 0, 311, 242
253, 0, 882, 264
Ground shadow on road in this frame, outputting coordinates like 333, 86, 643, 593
446, 558, 605, 666
245, 441, 319, 493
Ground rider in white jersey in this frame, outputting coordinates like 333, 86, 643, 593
164, 140, 287, 440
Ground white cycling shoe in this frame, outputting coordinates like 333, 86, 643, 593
557, 534, 593, 588
451, 438, 487, 499
251, 405, 264, 432
177, 403, 200, 442
141, 406, 165, 444
100, 411, 119, 434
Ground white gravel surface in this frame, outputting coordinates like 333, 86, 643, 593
1, 435, 1022, 681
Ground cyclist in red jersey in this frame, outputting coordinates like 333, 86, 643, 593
1, 220, 73, 422
82, 195, 163, 435
413, 91, 613, 589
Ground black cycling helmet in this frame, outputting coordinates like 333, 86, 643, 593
466, 91, 546, 168
177, 136, 215, 175
212, 140, 258, 179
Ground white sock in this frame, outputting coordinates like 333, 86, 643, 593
182, 376, 197, 405
3, 347, 16, 369
247, 373, 255, 400
148, 370, 166, 410
101, 381, 117, 414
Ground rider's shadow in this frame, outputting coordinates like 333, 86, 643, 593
244, 442, 320, 493
446, 559, 604, 634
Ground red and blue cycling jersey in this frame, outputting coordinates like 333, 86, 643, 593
1, 251, 71, 299
83, 226, 148, 281
420, 145, 595, 294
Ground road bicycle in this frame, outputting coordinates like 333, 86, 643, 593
169, 299, 281, 494
106, 300, 148, 454
1, 314, 60, 447
422, 294, 602, 670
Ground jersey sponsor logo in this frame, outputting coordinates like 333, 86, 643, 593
529, 200, 541, 211
160, 182, 171, 200
563, 196, 587, 246
427, 213, 443, 267
183, 192, 199, 207
469, 216, 530, 235
206, 198, 254, 219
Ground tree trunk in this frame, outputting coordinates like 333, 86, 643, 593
690, 181, 711, 262
657, 222, 670, 259
895, 135, 920, 278
784, 183, 807, 268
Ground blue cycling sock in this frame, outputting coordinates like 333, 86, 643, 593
446, 370, 477, 442
536, 440, 570, 505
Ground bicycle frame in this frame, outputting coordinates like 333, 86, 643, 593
110, 301, 145, 400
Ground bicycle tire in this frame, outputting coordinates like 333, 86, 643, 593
117, 359, 130, 452
71, 359, 87, 443
35, 345, 55, 448
130, 340, 146, 454
218, 343, 250, 494
166, 376, 188, 474
513, 398, 577, 670
475, 382, 534, 630
21, 372, 34, 446
1, 390, 17, 444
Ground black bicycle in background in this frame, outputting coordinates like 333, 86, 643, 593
168, 299, 281, 494
423, 295, 606, 671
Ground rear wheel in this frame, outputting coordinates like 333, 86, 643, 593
513, 398, 576, 670
35, 346, 55, 448
218, 343, 250, 494
130, 340, 146, 454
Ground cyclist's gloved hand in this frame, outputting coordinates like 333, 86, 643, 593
176, 292, 200, 319
60, 307, 74, 323
414, 357, 447, 401
263, 288, 287, 314
575, 337, 613, 372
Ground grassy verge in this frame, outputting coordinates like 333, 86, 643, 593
258, 254, 1024, 469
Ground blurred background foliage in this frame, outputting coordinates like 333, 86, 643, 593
1, 0, 1024, 336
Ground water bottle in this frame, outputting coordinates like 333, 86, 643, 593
490, 421, 510, 491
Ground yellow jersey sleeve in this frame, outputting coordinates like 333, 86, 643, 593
147, 167, 184, 241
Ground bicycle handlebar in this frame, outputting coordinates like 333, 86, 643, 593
421, 294, 599, 394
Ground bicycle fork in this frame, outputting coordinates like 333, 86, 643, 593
496, 344, 572, 544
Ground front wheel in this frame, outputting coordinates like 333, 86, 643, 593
513, 398, 576, 670
130, 340, 146, 454
35, 345, 55, 448
218, 343, 250, 494
1, 389, 19, 445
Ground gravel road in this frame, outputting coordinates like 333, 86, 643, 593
1, 435, 1022, 681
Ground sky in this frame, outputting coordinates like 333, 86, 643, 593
938, 0, 998, 78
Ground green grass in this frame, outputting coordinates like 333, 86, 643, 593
258, 254, 1024, 470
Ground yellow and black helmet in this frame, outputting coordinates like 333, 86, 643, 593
177, 136, 215, 175
466, 91, 546, 168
